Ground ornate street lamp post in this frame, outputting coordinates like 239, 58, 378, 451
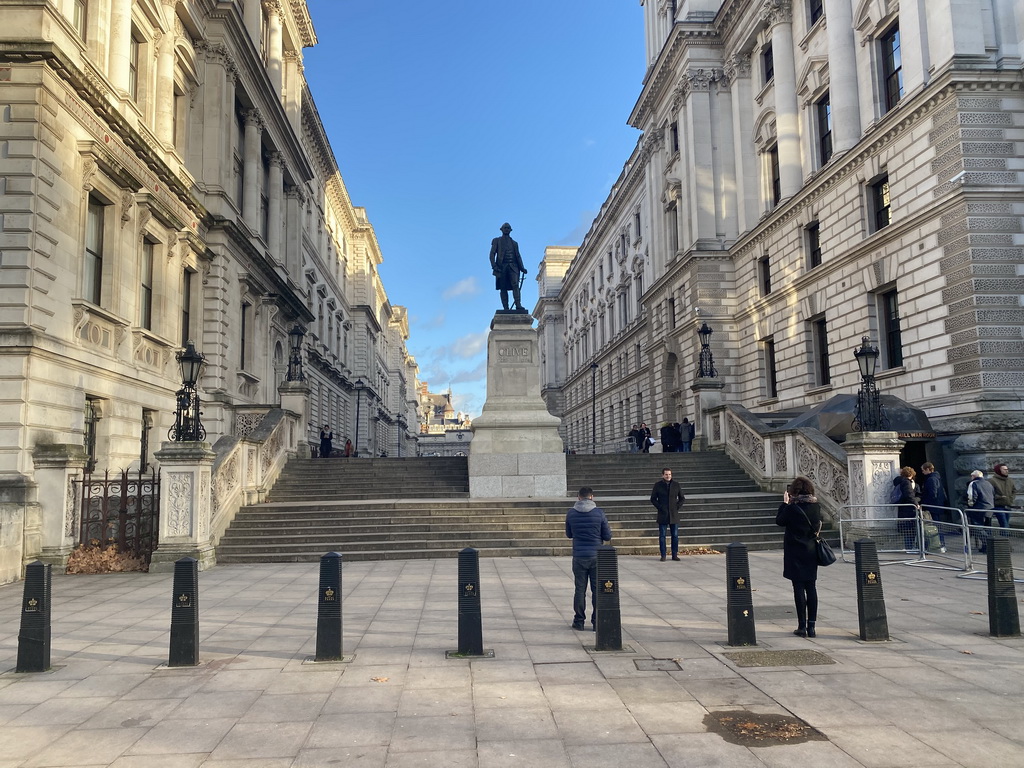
354, 378, 364, 458
697, 321, 717, 378
286, 324, 306, 382
590, 361, 598, 455
852, 336, 887, 432
169, 340, 206, 442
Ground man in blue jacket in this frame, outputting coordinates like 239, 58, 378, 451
565, 486, 612, 631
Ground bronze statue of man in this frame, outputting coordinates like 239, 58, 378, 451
489, 222, 528, 312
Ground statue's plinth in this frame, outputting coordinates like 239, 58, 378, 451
469, 313, 566, 498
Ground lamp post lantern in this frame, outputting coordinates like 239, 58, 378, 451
852, 336, 887, 432
590, 361, 598, 455
286, 324, 306, 382
169, 340, 206, 442
353, 379, 364, 458
697, 322, 717, 378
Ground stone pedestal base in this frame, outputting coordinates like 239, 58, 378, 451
691, 378, 725, 452
151, 441, 217, 573
845, 431, 904, 519
469, 313, 566, 499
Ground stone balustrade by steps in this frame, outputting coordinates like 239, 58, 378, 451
217, 451, 788, 563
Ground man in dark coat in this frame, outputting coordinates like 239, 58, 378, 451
489, 222, 527, 311
565, 486, 612, 630
920, 462, 948, 552
650, 468, 685, 561
679, 418, 695, 452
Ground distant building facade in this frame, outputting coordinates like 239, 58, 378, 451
0, 0, 419, 580
417, 383, 471, 455
538, 0, 1024, 482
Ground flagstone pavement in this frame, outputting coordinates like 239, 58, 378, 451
1, 551, 1022, 767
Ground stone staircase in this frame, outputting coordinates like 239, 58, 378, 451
216, 451, 785, 563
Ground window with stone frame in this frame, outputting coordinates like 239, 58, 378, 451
869, 174, 891, 232
669, 121, 679, 154
139, 239, 155, 330
763, 336, 778, 399
762, 43, 774, 85
84, 396, 101, 472
83, 195, 106, 306
240, 301, 251, 370
180, 268, 194, 346
806, 221, 822, 269
758, 254, 772, 296
877, 287, 904, 369
767, 143, 781, 206
816, 92, 832, 166
128, 31, 142, 102
73, 0, 88, 39
808, 0, 824, 26
809, 314, 831, 386
880, 23, 904, 114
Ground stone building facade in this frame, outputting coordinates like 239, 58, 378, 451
539, 0, 1024, 483
0, 0, 419, 581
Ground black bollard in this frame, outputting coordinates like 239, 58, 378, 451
854, 538, 889, 641
457, 547, 483, 656
986, 538, 1020, 637
16, 561, 52, 673
168, 557, 199, 667
315, 552, 344, 661
595, 545, 622, 651
726, 543, 756, 646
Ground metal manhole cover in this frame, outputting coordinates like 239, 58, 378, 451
722, 650, 835, 667
634, 658, 681, 671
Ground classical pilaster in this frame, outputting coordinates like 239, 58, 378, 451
108, 0, 132, 94
265, 0, 284, 96
725, 53, 757, 233
268, 152, 285, 260
284, 185, 304, 277
243, 0, 262, 48
283, 50, 303, 130
824, 0, 861, 153
762, 0, 802, 198
243, 109, 263, 231
713, 69, 738, 240
681, 69, 718, 244
196, 41, 235, 189
155, 24, 176, 147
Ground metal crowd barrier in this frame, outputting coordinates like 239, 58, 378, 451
837, 504, 1024, 582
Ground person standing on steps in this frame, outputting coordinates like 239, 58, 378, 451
565, 487, 612, 631
650, 468, 685, 561
319, 424, 333, 459
775, 476, 822, 638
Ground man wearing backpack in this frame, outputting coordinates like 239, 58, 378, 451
966, 470, 995, 553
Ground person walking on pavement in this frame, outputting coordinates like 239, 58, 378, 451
565, 486, 612, 631
966, 469, 996, 553
775, 476, 822, 638
891, 466, 921, 552
650, 468, 685, 561
920, 462, 949, 553
989, 463, 1016, 534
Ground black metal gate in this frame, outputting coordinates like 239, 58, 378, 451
75, 469, 160, 561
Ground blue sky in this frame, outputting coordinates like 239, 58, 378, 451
303, 1, 646, 418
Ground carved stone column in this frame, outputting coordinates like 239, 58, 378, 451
108, 0, 132, 94
844, 431, 904, 521
266, 0, 284, 96
150, 441, 216, 572
268, 152, 285, 260
824, 0, 861, 153
762, 0, 802, 198
242, 109, 263, 232
155, 12, 176, 147
31, 445, 88, 571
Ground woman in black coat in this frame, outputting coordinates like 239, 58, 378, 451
775, 476, 822, 638
892, 466, 921, 551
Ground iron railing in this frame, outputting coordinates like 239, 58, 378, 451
75, 468, 160, 561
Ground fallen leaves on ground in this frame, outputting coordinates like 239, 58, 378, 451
65, 542, 148, 574
370, 676, 389, 683
718, 716, 810, 741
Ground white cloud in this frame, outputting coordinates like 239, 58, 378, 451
442, 276, 480, 300
436, 331, 488, 361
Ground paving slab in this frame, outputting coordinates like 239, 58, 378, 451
1, 552, 1023, 767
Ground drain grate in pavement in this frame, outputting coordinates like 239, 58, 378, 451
703, 710, 827, 746
723, 649, 835, 667
634, 658, 681, 672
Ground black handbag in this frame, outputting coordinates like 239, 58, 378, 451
797, 504, 836, 567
